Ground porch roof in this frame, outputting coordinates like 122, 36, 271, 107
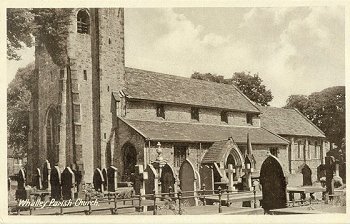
119, 118, 289, 145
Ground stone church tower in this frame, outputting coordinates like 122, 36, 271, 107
28, 8, 125, 184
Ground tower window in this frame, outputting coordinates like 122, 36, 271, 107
107, 86, 110, 92
156, 104, 165, 119
83, 70, 87, 80
221, 111, 228, 123
109, 38, 112, 44
77, 10, 90, 34
191, 107, 199, 121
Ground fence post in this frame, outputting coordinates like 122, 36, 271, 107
178, 189, 182, 215
138, 194, 142, 212
218, 186, 222, 213
253, 184, 257, 208
114, 193, 118, 215
226, 189, 230, 207
153, 190, 157, 215
202, 184, 206, 206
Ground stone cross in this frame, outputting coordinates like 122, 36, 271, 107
244, 163, 253, 190
226, 164, 236, 191
135, 164, 148, 198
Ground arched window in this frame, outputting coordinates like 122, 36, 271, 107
77, 10, 90, 34
46, 107, 59, 165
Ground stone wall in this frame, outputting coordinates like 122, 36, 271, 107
115, 119, 145, 180
126, 101, 260, 127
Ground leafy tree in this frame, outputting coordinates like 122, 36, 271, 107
230, 72, 273, 106
191, 71, 273, 106
7, 63, 35, 157
7, 8, 72, 66
7, 8, 34, 60
285, 86, 345, 147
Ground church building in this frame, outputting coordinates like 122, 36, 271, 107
28, 8, 328, 190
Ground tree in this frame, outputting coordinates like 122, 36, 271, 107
284, 94, 309, 114
7, 63, 35, 157
7, 8, 34, 60
284, 86, 345, 147
7, 8, 72, 66
191, 71, 273, 106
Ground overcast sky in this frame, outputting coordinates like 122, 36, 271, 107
7, 7, 345, 107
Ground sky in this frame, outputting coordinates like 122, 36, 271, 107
7, 7, 345, 107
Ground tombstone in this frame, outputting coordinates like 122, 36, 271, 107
61, 167, 76, 200
15, 168, 28, 200
34, 168, 43, 190
260, 156, 287, 212
93, 168, 104, 192
102, 168, 108, 191
107, 166, 118, 192
160, 164, 175, 194
179, 159, 198, 206
226, 164, 236, 191
42, 160, 51, 190
301, 164, 312, 186
199, 165, 214, 194
50, 166, 62, 200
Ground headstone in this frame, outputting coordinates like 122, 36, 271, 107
93, 168, 104, 192
102, 168, 108, 191
61, 167, 76, 200
179, 159, 198, 206
50, 166, 62, 200
134, 164, 148, 196
199, 165, 214, 194
260, 156, 287, 212
144, 164, 158, 199
107, 166, 118, 192
160, 164, 175, 194
34, 168, 43, 190
15, 168, 28, 200
42, 160, 51, 190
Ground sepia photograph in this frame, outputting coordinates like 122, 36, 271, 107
6, 4, 346, 219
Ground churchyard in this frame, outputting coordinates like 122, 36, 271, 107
8, 148, 346, 216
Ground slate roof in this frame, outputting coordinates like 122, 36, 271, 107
258, 106, 325, 138
124, 67, 260, 113
120, 118, 289, 145
201, 141, 227, 163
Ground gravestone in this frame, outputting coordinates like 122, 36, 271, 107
199, 165, 214, 194
179, 159, 197, 206
93, 168, 104, 192
107, 166, 118, 192
144, 164, 158, 199
160, 164, 175, 194
260, 156, 287, 212
15, 168, 27, 200
61, 167, 76, 200
102, 168, 108, 191
34, 168, 43, 190
42, 160, 51, 190
50, 166, 62, 200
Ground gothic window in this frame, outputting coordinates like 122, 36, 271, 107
314, 141, 318, 159
156, 104, 165, 119
191, 107, 199, 121
83, 70, 87, 81
77, 10, 90, 34
221, 111, 228, 123
174, 145, 187, 167
297, 141, 302, 159
46, 108, 59, 165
